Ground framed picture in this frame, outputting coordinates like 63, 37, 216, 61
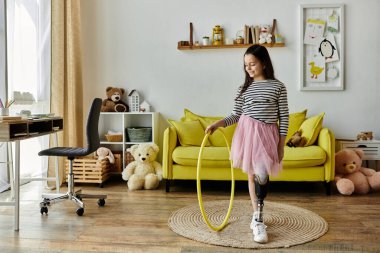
299, 4, 345, 91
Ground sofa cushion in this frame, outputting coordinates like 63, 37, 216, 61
184, 109, 307, 147
168, 119, 210, 146
173, 146, 231, 167
285, 109, 307, 142
183, 109, 236, 147
172, 145, 326, 168
299, 112, 325, 146
283, 146, 326, 167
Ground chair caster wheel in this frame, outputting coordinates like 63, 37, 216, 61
43, 198, 51, 206
98, 199, 105, 207
40, 206, 48, 215
76, 208, 84, 216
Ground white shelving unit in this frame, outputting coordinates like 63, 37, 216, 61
99, 112, 159, 170
337, 139, 380, 171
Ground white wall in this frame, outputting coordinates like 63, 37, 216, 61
80, 0, 380, 148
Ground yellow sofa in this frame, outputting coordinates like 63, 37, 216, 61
162, 109, 335, 194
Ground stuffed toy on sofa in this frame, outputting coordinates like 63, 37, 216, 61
335, 148, 380, 195
101, 86, 129, 112
286, 130, 307, 147
121, 143, 162, 190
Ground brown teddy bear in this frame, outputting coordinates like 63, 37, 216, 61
101, 86, 129, 112
286, 130, 307, 147
335, 148, 380, 195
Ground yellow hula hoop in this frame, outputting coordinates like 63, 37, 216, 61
196, 130, 235, 231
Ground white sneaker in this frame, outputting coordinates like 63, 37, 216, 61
252, 221, 268, 243
250, 211, 260, 229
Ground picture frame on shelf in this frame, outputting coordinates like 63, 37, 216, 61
299, 4, 345, 91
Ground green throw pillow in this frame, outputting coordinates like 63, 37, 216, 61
285, 109, 307, 142
168, 119, 210, 146
298, 112, 325, 146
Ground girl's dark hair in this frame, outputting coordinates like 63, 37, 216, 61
236, 45, 275, 100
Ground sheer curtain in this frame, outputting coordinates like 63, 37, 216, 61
0, 0, 51, 191
0, 0, 8, 192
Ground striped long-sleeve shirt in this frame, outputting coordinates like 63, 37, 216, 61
223, 79, 289, 136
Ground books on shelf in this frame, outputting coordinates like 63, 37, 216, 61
0, 116, 23, 122
243, 25, 262, 44
254, 26, 260, 44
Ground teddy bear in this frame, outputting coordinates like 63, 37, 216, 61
258, 25, 273, 44
121, 143, 162, 190
101, 86, 129, 112
286, 130, 307, 147
334, 148, 380, 195
356, 131, 373, 141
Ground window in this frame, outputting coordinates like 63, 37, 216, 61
0, 0, 51, 191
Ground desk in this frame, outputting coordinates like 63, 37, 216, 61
0, 117, 63, 231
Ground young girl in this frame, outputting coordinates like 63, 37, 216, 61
205, 44, 289, 244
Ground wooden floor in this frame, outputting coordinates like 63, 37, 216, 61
0, 177, 379, 253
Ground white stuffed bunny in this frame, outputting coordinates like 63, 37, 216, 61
96, 147, 115, 164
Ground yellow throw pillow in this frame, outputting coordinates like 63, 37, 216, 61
168, 119, 210, 146
184, 108, 222, 122
184, 109, 236, 147
198, 117, 236, 147
298, 112, 325, 146
285, 109, 308, 142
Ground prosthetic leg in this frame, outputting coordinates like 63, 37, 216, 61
254, 174, 269, 222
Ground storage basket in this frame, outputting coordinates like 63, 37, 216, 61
112, 153, 122, 173
65, 156, 111, 186
125, 151, 135, 166
126, 127, 152, 142
105, 134, 123, 142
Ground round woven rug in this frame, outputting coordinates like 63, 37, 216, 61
168, 200, 328, 249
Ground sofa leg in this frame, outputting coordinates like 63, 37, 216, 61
324, 182, 331, 195
165, 179, 170, 192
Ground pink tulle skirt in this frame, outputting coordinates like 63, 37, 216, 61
230, 114, 282, 176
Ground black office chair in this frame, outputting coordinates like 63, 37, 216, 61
39, 98, 107, 216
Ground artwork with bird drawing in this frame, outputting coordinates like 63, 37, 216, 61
318, 33, 339, 63
300, 5, 344, 90
307, 54, 325, 82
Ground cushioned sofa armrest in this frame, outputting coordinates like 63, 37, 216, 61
317, 128, 335, 181
162, 126, 178, 179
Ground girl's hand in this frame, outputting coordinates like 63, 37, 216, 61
278, 146, 284, 161
278, 136, 286, 161
205, 120, 225, 135
205, 123, 218, 135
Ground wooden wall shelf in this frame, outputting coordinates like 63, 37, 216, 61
177, 42, 285, 50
